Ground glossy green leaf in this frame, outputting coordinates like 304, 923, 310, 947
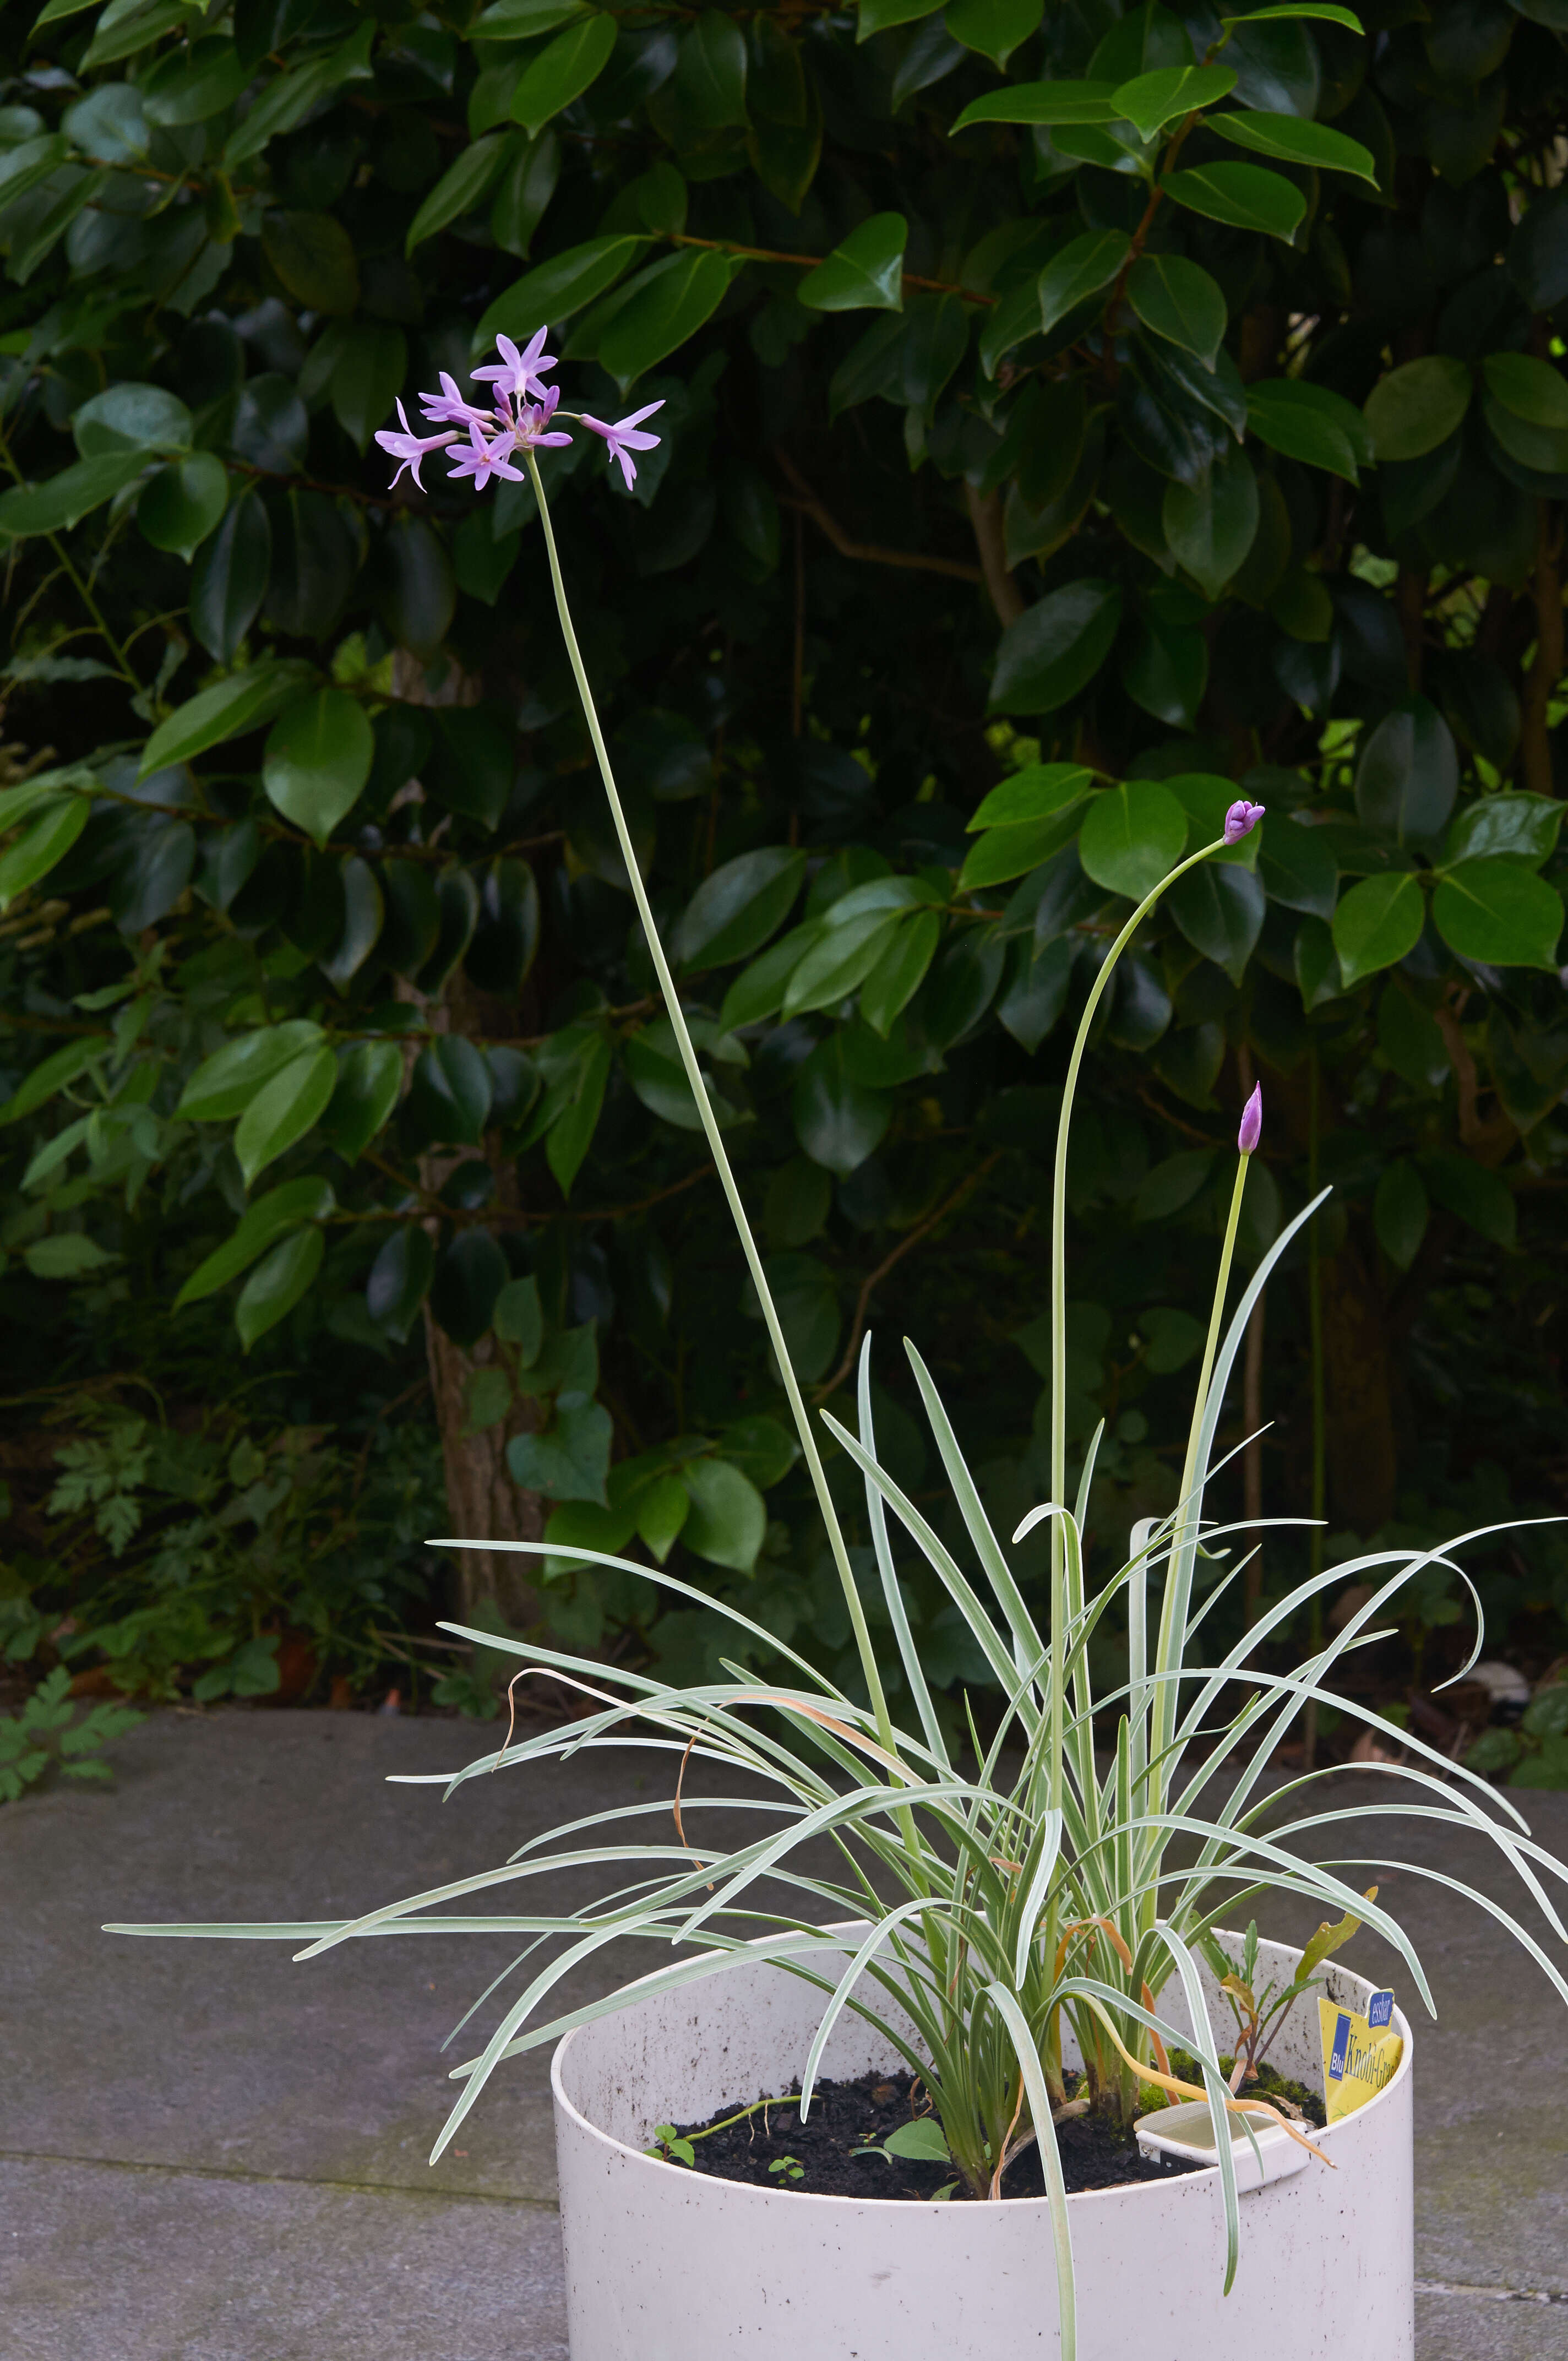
946, 0, 1043, 68
141, 36, 245, 126
511, 13, 618, 137
300, 322, 410, 455
1223, 1, 1364, 21
0, 448, 149, 539
322, 1040, 402, 1163
989, 580, 1123, 714
1079, 778, 1188, 899
176, 1178, 335, 1309
178, 1022, 325, 1123
24, 1232, 119, 1279
1363, 356, 1472, 461
1125, 254, 1227, 366
224, 55, 340, 170
635, 1471, 691, 1561
406, 133, 514, 254
798, 213, 907, 313
137, 453, 227, 559
680, 1455, 766, 1572
858, 0, 945, 32
1432, 859, 1563, 970
375, 515, 456, 659
262, 210, 359, 315
599, 248, 734, 384
1161, 160, 1306, 239
1354, 697, 1458, 847
494, 1274, 545, 1360
1482, 351, 1568, 432
968, 764, 1096, 829
1169, 861, 1266, 982
676, 847, 807, 970
1374, 1160, 1428, 1270
491, 130, 561, 257
1112, 63, 1237, 137
1331, 871, 1425, 987
233, 1046, 339, 1187
546, 1032, 612, 1195
366, 1225, 435, 1343
951, 80, 1119, 130
190, 493, 272, 663
1208, 107, 1375, 177
1445, 792, 1562, 869
1038, 231, 1129, 336
1162, 443, 1260, 599
139, 660, 313, 778
1, 1033, 105, 1124
429, 1230, 510, 1348
407, 1038, 494, 1148
959, 802, 1088, 890
861, 909, 942, 1034
263, 691, 374, 846
792, 1036, 890, 1174
1258, 813, 1337, 916
0, 797, 89, 910
1245, 378, 1370, 483
476, 233, 647, 350
507, 1398, 614, 1503
73, 383, 191, 458
468, 858, 543, 994
674, 12, 749, 126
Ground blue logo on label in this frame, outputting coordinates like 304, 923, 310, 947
1367, 1989, 1394, 2030
1328, 2011, 1352, 2081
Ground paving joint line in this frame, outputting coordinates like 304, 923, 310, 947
1417, 2278, 1568, 2306
0, 2148, 560, 2213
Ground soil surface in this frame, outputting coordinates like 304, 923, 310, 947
661, 2069, 1207, 2201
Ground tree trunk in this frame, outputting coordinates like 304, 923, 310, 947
1321, 1239, 1397, 1536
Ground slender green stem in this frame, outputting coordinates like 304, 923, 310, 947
1144, 1151, 1250, 1845
1041, 832, 1228, 1977
524, 453, 895, 1753
1304, 1047, 1325, 1769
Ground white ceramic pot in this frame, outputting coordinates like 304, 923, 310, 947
552, 1927, 1413, 2360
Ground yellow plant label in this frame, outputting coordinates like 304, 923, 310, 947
1318, 1990, 1402, 2124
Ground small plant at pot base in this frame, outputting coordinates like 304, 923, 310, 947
768, 2156, 805, 2182
110, 335, 1568, 2361
1197, 1900, 1372, 2098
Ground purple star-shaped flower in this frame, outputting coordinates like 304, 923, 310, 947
472, 328, 557, 406
1224, 798, 1266, 845
1238, 1082, 1263, 1156
513, 383, 574, 454
445, 421, 523, 489
419, 371, 492, 429
373, 398, 454, 492
580, 399, 665, 491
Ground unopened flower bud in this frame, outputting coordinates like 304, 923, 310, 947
1238, 1082, 1263, 1156
1224, 798, 1265, 845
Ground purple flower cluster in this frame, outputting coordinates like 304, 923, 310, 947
375, 327, 664, 496
1224, 798, 1265, 845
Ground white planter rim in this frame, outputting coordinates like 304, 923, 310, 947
549, 1919, 1412, 2214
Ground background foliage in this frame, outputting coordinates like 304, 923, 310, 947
2, 0, 1566, 1744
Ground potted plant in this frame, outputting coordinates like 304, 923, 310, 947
112, 339, 1568, 2360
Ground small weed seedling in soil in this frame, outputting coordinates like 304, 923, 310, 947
652, 2071, 1205, 2201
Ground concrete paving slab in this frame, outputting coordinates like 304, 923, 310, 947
1414, 2287, 1568, 2361
2, 2156, 567, 2361
4, 1709, 1567, 2358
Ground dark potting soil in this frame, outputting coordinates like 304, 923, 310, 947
659, 2069, 1207, 2202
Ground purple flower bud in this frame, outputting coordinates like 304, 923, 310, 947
1224, 798, 1265, 845
1238, 1082, 1263, 1156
